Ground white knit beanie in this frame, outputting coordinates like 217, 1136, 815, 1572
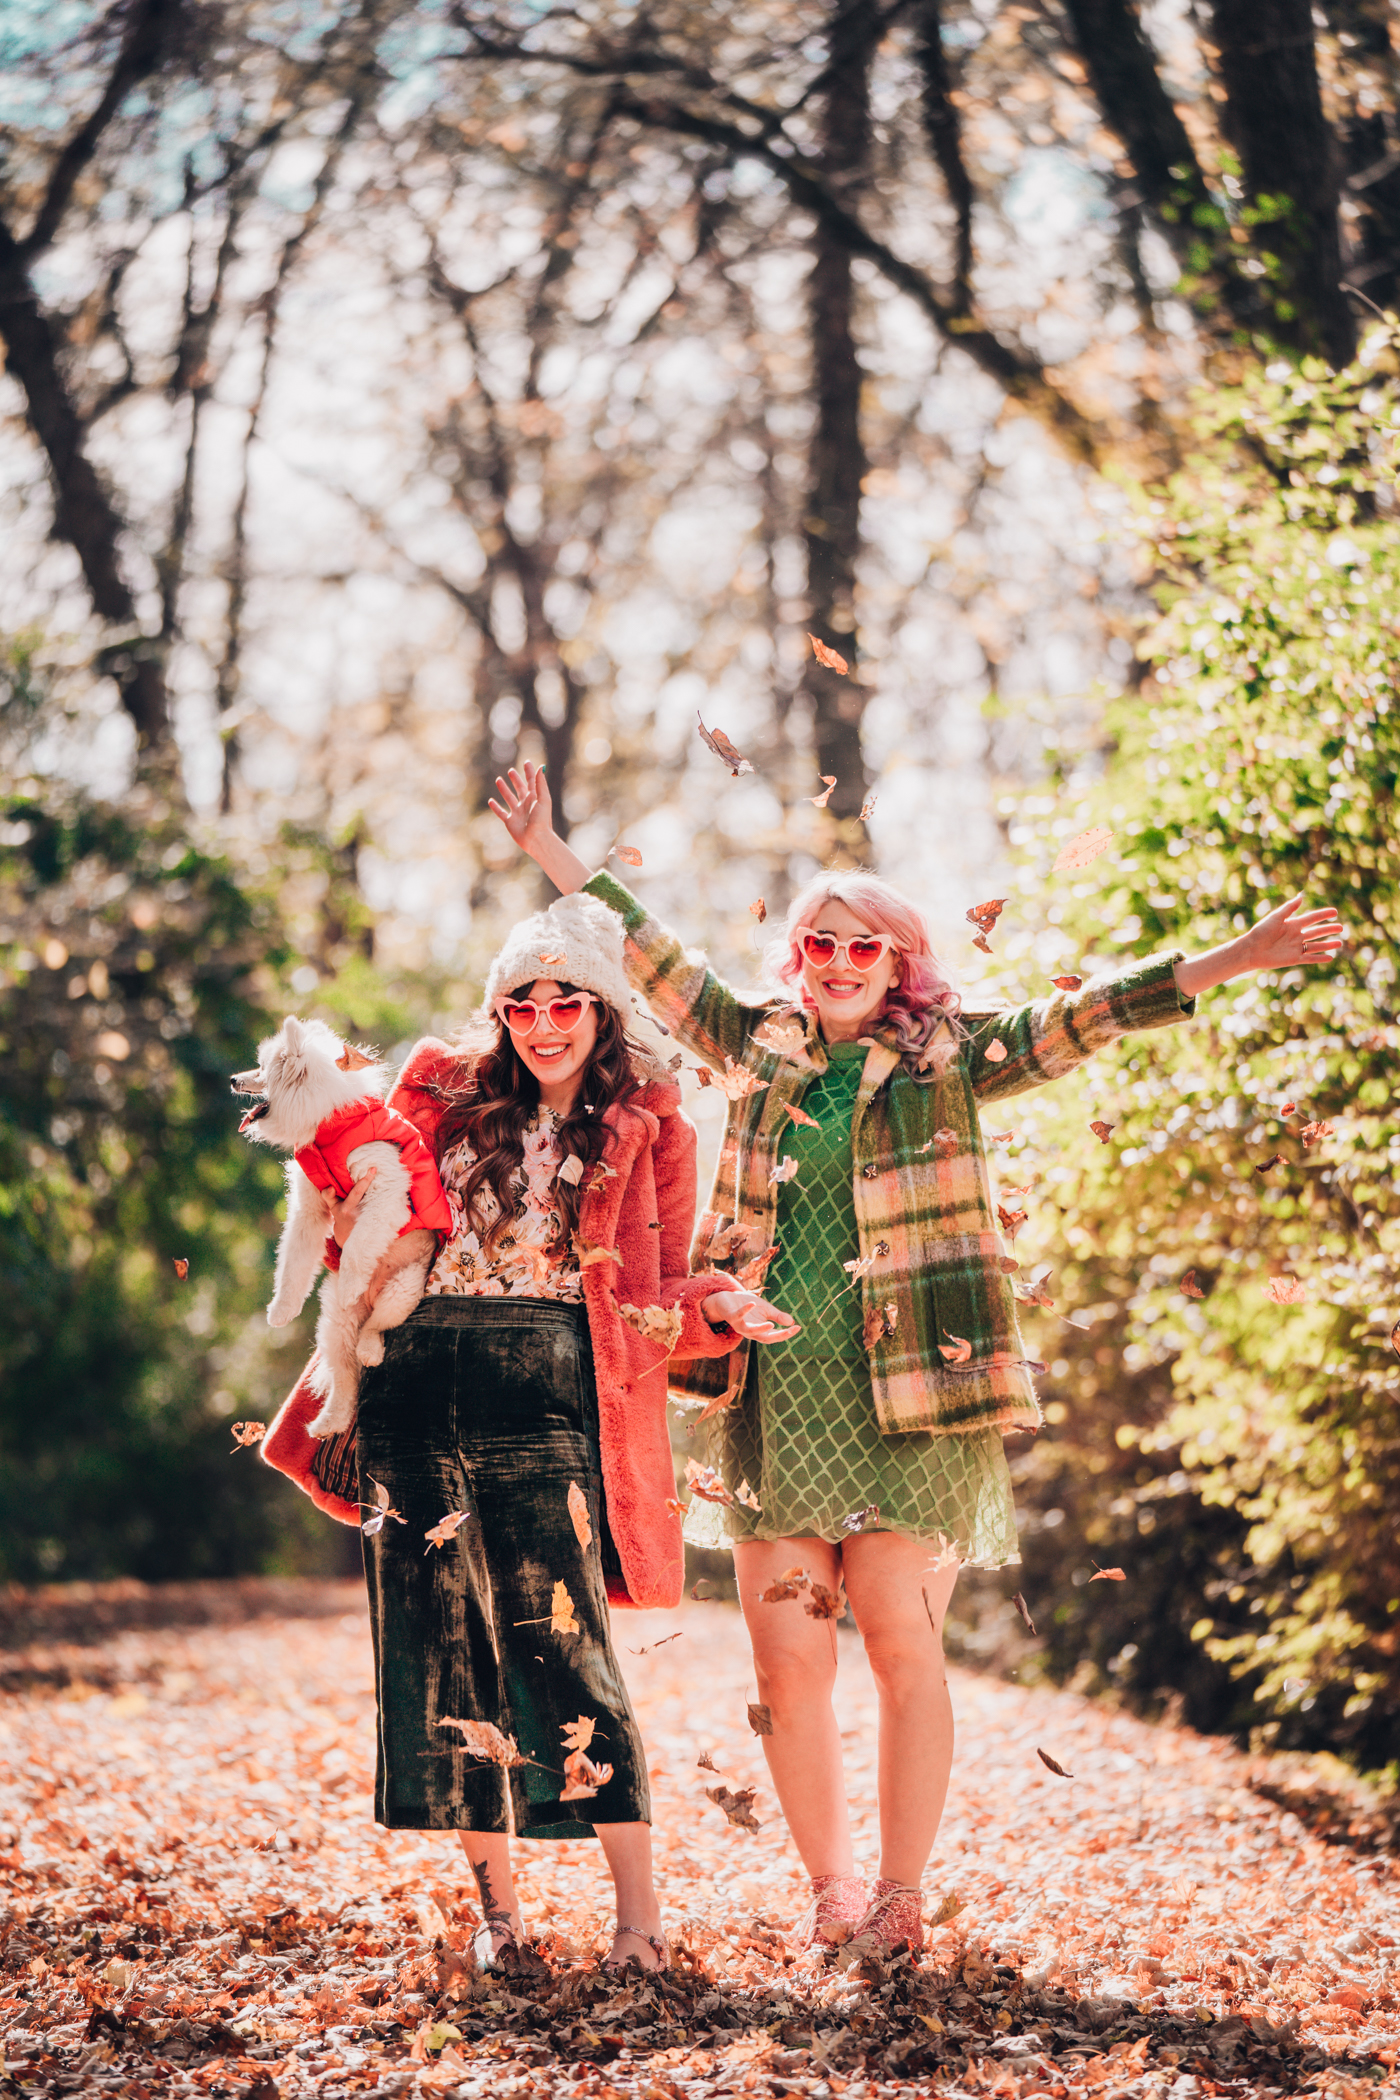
483, 891, 637, 1021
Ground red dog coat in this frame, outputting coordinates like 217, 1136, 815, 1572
294, 1097, 453, 1240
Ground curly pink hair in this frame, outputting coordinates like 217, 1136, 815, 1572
763, 871, 965, 1081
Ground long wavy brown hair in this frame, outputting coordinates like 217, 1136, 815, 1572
430, 985, 665, 1252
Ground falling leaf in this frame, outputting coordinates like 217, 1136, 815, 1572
1300, 1119, 1334, 1149
808, 633, 849, 673
560, 1748, 614, 1800
709, 1222, 752, 1263
966, 899, 1006, 955
1180, 1270, 1206, 1299
667, 1051, 684, 1071
706, 1783, 762, 1831
1265, 1276, 1307, 1305
808, 775, 838, 809
560, 1715, 596, 1754
1280, 1101, 1298, 1116
664, 1495, 687, 1519
735, 1244, 780, 1290
984, 1039, 1008, 1064
567, 1481, 592, 1550
753, 1014, 810, 1060
804, 1579, 846, 1621
618, 1301, 685, 1353
1090, 1565, 1127, 1582
929, 1893, 963, 1928
748, 897, 767, 923
746, 1702, 773, 1736
1051, 974, 1083, 991
735, 1477, 762, 1511
759, 1565, 810, 1603
1390, 1317, 1400, 1360
1012, 1592, 1037, 1637
439, 1718, 525, 1765
843, 1251, 878, 1280
609, 844, 643, 867
685, 1459, 736, 1506
695, 1054, 769, 1101
696, 711, 753, 775
1089, 1119, 1114, 1144
842, 1503, 881, 1534
360, 1477, 406, 1535
172, 1256, 190, 1280
631, 1631, 683, 1654
1015, 1278, 1055, 1309
996, 1204, 1026, 1242
932, 1128, 958, 1159
781, 1100, 821, 1130
1037, 1748, 1075, 1779
770, 1155, 799, 1186
987, 1130, 1015, 1148
860, 793, 878, 821
696, 1750, 721, 1772
1253, 1153, 1286, 1176
861, 1303, 898, 1350
551, 1580, 580, 1635
572, 1235, 622, 1271
229, 1421, 266, 1450
585, 1162, 619, 1192
424, 1510, 470, 1552
1052, 825, 1114, 873
938, 1332, 973, 1364
555, 1153, 584, 1186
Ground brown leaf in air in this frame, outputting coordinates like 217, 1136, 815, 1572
685, 1459, 736, 1506
966, 898, 1006, 946
560, 1748, 614, 1800
1391, 1317, 1400, 1360
572, 1235, 622, 1269
860, 793, 878, 821
696, 1055, 769, 1101
748, 897, 767, 923
706, 1783, 762, 1831
1051, 974, 1083, 991
1089, 1119, 1114, 1144
1299, 1119, 1334, 1149
1013, 1591, 1037, 1637
997, 1204, 1027, 1242
804, 1580, 846, 1621
696, 1750, 721, 1771
1090, 1565, 1127, 1582
1265, 1276, 1307, 1304
609, 845, 643, 868
1052, 825, 1114, 873
933, 1128, 958, 1159
842, 1502, 880, 1533
229, 1421, 266, 1450
753, 1013, 810, 1060
696, 711, 753, 775
809, 775, 838, 809
555, 1153, 585, 1187
561, 1714, 596, 1754
782, 1101, 821, 1130
173, 1256, 190, 1279
424, 1510, 470, 1552
747, 1701, 773, 1736
808, 633, 849, 674
1180, 1269, 1206, 1298
1037, 1747, 1075, 1778
439, 1718, 525, 1765
551, 1580, 580, 1636
585, 1162, 619, 1192
1254, 1153, 1286, 1176
938, 1332, 973, 1364
861, 1303, 897, 1350
735, 1244, 780, 1291
618, 1301, 685, 1354
984, 1039, 1008, 1064
359, 1476, 406, 1535
735, 1477, 762, 1512
1280, 1100, 1298, 1116
567, 1480, 592, 1549
759, 1565, 811, 1603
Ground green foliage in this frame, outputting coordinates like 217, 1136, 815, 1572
1003, 330, 1400, 1770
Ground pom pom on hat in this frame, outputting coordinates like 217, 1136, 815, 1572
483, 891, 637, 1021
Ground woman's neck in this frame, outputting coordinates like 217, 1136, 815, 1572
538, 1076, 583, 1117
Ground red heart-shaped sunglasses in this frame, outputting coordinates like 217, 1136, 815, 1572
497, 992, 598, 1037
798, 931, 898, 972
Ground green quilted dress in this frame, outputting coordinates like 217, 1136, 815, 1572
685, 1040, 1019, 1566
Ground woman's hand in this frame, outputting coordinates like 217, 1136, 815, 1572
702, 1289, 801, 1342
1173, 894, 1346, 998
323, 1168, 377, 1250
487, 762, 592, 895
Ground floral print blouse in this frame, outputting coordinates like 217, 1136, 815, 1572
425, 1106, 583, 1303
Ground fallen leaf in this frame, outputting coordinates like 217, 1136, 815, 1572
560, 1748, 613, 1800
808, 633, 849, 673
696, 712, 754, 775
560, 1714, 596, 1754
664, 1496, 687, 1518
706, 1783, 762, 1831
609, 844, 643, 868
229, 1422, 266, 1450
439, 1718, 525, 1765
695, 1055, 769, 1101
709, 1223, 753, 1263
984, 1039, 1008, 1064
1180, 1269, 1206, 1298
696, 1750, 721, 1771
735, 1477, 762, 1512
572, 1235, 622, 1269
1037, 1747, 1075, 1778
842, 1502, 881, 1533
1265, 1276, 1307, 1304
555, 1153, 585, 1186
618, 1301, 685, 1354
1012, 1591, 1037, 1637
685, 1459, 736, 1506
996, 1204, 1027, 1242
1089, 1119, 1114, 1143
987, 1130, 1015, 1147
1299, 1119, 1334, 1148
804, 1579, 846, 1621
735, 1244, 780, 1290
360, 1477, 406, 1536
748, 897, 767, 923
861, 1302, 898, 1350
747, 1702, 773, 1736
1051, 973, 1083, 991
966, 898, 1006, 947
1253, 1153, 1286, 1176
781, 1101, 821, 1130
172, 1257, 190, 1279
932, 1128, 958, 1159
1052, 825, 1114, 873
567, 1481, 592, 1549
808, 775, 838, 809
752, 1013, 810, 1059
770, 1155, 799, 1186
929, 1892, 963, 1928
551, 1579, 580, 1635
759, 1565, 811, 1603
938, 1332, 973, 1364
1280, 1100, 1298, 1116
860, 792, 878, 821
585, 1163, 619, 1192
424, 1510, 470, 1552
1090, 1565, 1126, 1582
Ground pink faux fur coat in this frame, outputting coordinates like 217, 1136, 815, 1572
261, 1038, 738, 1609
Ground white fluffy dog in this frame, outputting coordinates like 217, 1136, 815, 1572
233, 1017, 450, 1437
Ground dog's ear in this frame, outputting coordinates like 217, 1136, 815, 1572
281, 1016, 306, 1051
336, 1044, 376, 1072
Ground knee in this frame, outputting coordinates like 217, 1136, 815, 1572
862, 1632, 938, 1700
753, 1650, 836, 1710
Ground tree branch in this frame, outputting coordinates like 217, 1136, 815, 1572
912, 0, 973, 311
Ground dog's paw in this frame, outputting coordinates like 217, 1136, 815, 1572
267, 1304, 295, 1329
356, 1331, 385, 1367
308, 1399, 352, 1439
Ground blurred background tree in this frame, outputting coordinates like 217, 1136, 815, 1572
1, 0, 1397, 1766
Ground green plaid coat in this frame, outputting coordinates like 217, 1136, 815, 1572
585, 870, 1196, 1436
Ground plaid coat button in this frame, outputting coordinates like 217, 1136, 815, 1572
861, 1163, 878, 1178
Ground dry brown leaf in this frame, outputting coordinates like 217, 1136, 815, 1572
585, 1162, 619, 1192
734, 1477, 761, 1511
735, 1245, 780, 1291
229, 1422, 266, 1450
752, 1014, 810, 1060
842, 1502, 881, 1534
804, 1580, 846, 1621
539, 952, 567, 967
984, 1039, 1008, 1064
861, 1302, 898, 1350
696, 712, 753, 775
1280, 1100, 1298, 1116
809, 633, 849, 673
931, 1128, 958, 1159
996, 1204, 1027, 1242
1037, 1747, 1075, 1778
1300, 1119, 1334, 1149
684, 1459, 735, 1506
1265, 1276, 1307, 1304
706, 1783, 762, 1831
1180, 1270, 1206, 1299
808, 775, 838, 809
572, 1235, 622, 1269
424, 1510, 470, 1553
551, 1580, 580, 1636
781, 1101, 821, 1130
1091, 1565, 1126, 1582
560, 1715, 596, 1754
172, 1257, 190, 1279
618, 1301, 684, 1354
1052, 825, 1114, 872
860, 792, 878, 821
439, 1718, 525, 1765
555, 1153, 584, 1187
1089, 1119, 1115, 1144
748, 897, 767, 923
664, 1495, 687, 1519
747, 1702, 773, 1736
360, 1477, 406, 1536
1012, 1591, 1037, 1636
560, 1748, 613, 1800
1254, 1153, 1286, 1176
694, 1055, 769, 1101
938, 1332, 973, 1364
567, 1481, 592, 1550
759, 1565, 811, 1603
609, 844, 643, 868
1051, 973, 1083, 991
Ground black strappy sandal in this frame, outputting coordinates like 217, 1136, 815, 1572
473, 1908, 526, 1971
602, 1923, 670, 1972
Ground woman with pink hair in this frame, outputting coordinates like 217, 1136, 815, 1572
493, 761, 1342, 1961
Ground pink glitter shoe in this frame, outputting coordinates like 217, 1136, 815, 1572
851, 1878, 924, 1956
791, 1874, 869, 1952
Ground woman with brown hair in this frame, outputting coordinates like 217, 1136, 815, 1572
263, 893, 792, 1969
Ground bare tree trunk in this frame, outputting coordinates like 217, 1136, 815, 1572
1211, 0, 1356, 364
798, 0, 879, 827
913, 0, 973, 312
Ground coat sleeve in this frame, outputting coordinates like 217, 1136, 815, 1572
583, 869, 771, 1073
649, 1104, 741, 1362
260, 1359, 361, 1526
966, 952, 1196, 1104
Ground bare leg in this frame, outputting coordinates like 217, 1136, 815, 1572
841, 1534, 959, 1887
732, 1538, 852, 1877
594, 1822, 666, 1970
457, 1830, 522, 1952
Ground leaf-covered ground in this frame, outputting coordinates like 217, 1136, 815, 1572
1, 1580, 1396, 2099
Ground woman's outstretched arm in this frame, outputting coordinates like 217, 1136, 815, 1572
1170, 892, 1344, 996
488, 761, 591, 895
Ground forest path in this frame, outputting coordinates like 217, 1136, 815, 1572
0, 1583, 1394, 2097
